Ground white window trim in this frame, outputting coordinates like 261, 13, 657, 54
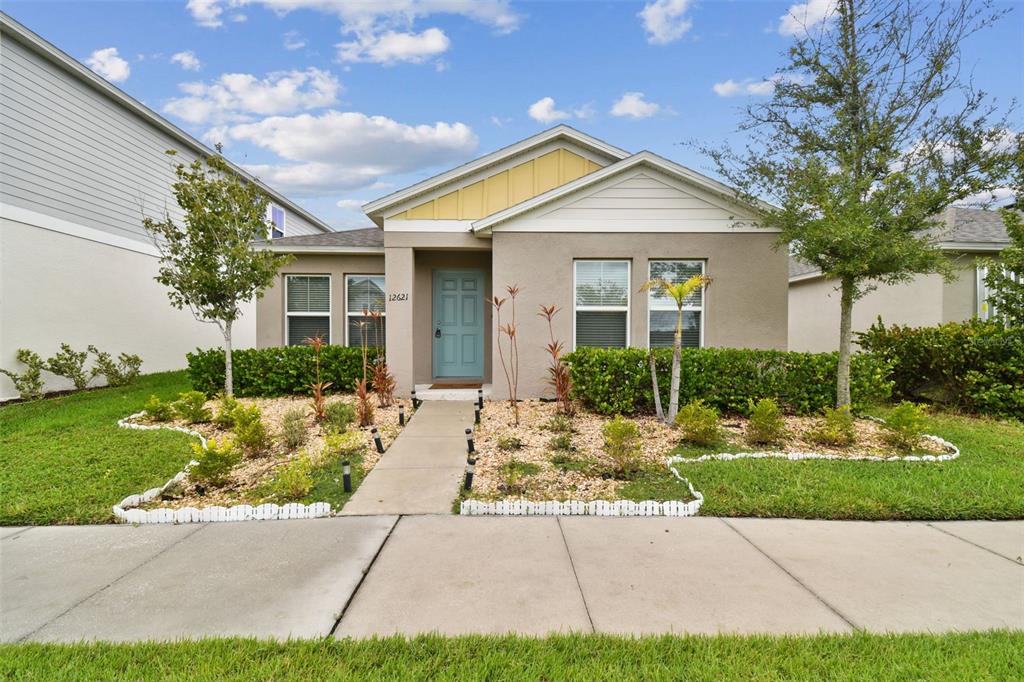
285, 274, 331, 346
646, 259, 706, 349
267, 203, 287, 239
572, 259, 631, 351
345, 274, 386, 347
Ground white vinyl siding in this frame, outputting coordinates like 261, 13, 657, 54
648, 260, 705, 348
286, 275, 330, 346
574, 260, 630, 348
346, 275, 386, 347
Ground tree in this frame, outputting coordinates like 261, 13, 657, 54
982, 139, 1024, 324
144, 150, 293, 396
704, 0, 1014, 408
641, 274, 712, 424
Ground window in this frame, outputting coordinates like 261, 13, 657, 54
267, 203, 286, 239
574, 260, 629, 348
285, 275, 330, 346
346, 275, 386, 347
978, 264, 1021, 321
648, 260, 705, 348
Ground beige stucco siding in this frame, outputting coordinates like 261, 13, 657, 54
256, 253, 386, 349
942, 253, 985, 324
491, 231, 788, 399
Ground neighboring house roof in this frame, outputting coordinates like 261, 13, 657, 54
361, 125, 631, 224
257, 228, 383, 254
789, 207, 1012, 282
0, 11, 333, 234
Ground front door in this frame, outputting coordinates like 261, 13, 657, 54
432, 269, 484, 379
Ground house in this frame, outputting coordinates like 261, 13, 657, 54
0, 12, 333, 399
257, 126, 789, 399
788, 207, 1010, 352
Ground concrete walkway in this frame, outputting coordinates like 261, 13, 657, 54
339, 401, 474, 516
2, 518, 1020, 642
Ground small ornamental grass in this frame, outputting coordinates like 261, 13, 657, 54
322, 401, 356, 434
745, 398, 786, 446
189, 438, 240, 487
675, 400, 722, 446
324, 430, 365, 459
602, 415, 642, 478
882, 401, 928, 452
543, 414, 575, 434
172, 391, 212, 424
548, 432, 574, 451
279, 407, 308, 451
808, 406, 856, 447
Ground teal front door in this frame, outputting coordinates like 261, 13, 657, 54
432, 269, 484, 379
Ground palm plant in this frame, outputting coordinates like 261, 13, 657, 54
640, 274, 712, 424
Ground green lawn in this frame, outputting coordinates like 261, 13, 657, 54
1, 632, 1020, 681
0, 371, 196, 525
662, 408, 1024, 520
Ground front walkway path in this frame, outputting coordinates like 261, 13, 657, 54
2, 518, 1020, 642
339, 401, 474, 516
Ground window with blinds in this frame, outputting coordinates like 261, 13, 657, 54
346, 275, 386, 348
648, 260, 704, 348
574, 260, 629, 348
285, 275, 330, 346
267, 204, 286, 239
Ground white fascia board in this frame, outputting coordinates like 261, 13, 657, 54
256, 245, 384, 255
939, 242, 1008, 252
788, 271, 825, 283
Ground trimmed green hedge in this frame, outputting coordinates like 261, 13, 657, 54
857, 319, 1024, 420
187, 345, 374, 397
564, 347, 893, 416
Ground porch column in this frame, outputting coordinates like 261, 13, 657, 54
385, 246, 415, 397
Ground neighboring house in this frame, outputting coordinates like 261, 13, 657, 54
258, 125, 789, 399
788, 207, 1010, 352
0, 12, 332, 400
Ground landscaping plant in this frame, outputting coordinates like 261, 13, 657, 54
189, 438, 240, 487
172, 390, 212, 424
492, 284, 521, 425
368, 310, 396, 407
500, 459, 539, 495
703, 0, 1015, 409
0, 349, 45, 401
980, 144, 1024, 325
355, 379, 374, 427
543, 414, 574, 434
323, 401, 356, 434
549, 432, 574, 452
808, 407, 856, 448
675, 400, 722, 446
882, 402, 928, 453
264, 452, 314, 501
186, 345, 365, 398
497, 434, 524, 451
325, 430, 365, 460
231, 404, 271, 457
88, 346, 142, 388
143, 395, 175, 422
45, 343, 90, 390
279, 407, 308, 450
602, 415, 642, 478
746, 398, 786, 446
538, 304, 573, 415
212, 394, 240, 429
305, 335, 332, 422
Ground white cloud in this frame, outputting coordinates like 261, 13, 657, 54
283, 30, 306, 50
187, 0, 225, 28
639, 0, 694, 45
338, 28, 450, 65
528, 97, 570, 124
171, 50, 202, 71
86, 47, 130, 83
228, 111, 478, 195
164, 67, 341, 125
336, 198, 367, 209
778, 0, 836, 36
490, 115, 512, 127
573, 102, 596, 120
610, 92, 660, 119
712, 74, 800, 97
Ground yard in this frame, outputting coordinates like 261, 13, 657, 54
1, 632, 1020, 680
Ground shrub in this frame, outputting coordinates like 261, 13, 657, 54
549, 452, 592, 473
323, 401, 356, 434
602, 415, 642, 478
212, 394, 240, 429
231, 404, 271, 456
882, 401, 927, 452
189, 438, 240, 487
324, 430, 365, 460
355, 379, 374, 427
808, 406, 856, 447
143, 395, 175, 422
746, 398, 786, 446
45, 344, 90, 390
186, 345, 372, 397
0, 349, 46, 400
265, 452, 314, 501
565, 347, 892, 416
857, 319, 1024, 419
280, 408, 308, 450
88, 345, 142, 387
549, 432, 574, 451
543, 414, 574, 433
173, 391, 212, 423
497, 434, 523, 451
675, 400, 722, 446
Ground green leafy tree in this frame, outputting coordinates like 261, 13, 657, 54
144, 150, 292, 396
704, 0, 1014, 408
982, 140, 1024, 324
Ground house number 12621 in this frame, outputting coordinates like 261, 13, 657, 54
388, 293, 409, 302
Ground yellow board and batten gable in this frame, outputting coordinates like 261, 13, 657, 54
389, 148, 602, 221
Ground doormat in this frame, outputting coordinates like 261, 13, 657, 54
429, 382, 482, 389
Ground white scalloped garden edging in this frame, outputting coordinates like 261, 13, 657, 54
112, 411, 334, 525
460, 429, 959, 517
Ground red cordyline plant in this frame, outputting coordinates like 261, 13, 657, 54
304, 334, 332, 422
491, 284, 521, 425
538, 304, 573, 415
367, 309, 395, 407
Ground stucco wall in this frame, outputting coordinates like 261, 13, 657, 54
490, 231, 788, 399
1, 219, 255, 399
943, 253, 984, 324
256, 253, 386, 349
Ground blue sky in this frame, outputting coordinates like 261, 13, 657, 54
6, 0, 1023, 229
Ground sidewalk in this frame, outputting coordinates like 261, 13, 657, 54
2, 517, 1020, 642
340, 401, 474, 515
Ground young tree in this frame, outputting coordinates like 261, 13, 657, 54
641, 274, 712, 424
704, 0, 1014, 408
982, 140, 1024, 324
144, 150, 293, 396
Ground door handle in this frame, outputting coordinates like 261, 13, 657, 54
435, 327, 441, 338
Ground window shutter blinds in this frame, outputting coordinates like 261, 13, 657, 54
347, 276, 385, 313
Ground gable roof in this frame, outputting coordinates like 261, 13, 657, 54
0, 11, 333, 234
256, 228, 383, 254
362, 125, 630, 224
471, 150, 776, 233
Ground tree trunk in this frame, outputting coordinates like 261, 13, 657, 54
667, 306, 683, 424
836, 278, 855, 409
649, 350, 664, 422
224, 319, 234, 398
